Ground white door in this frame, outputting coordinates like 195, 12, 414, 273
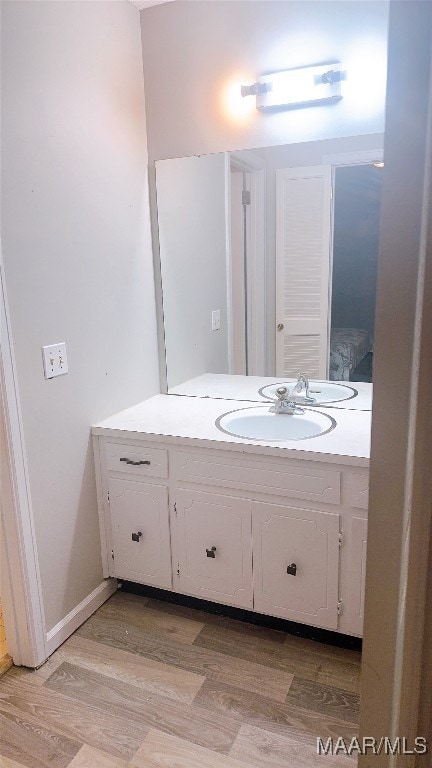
275, 165, 332, 378
174, 489, 253, 608
252, 501, 340, 629
156, 154, 230, 389
109, 478, 172, 589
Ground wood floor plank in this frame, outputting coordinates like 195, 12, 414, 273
0, 757, 30, 768
146, 597, 361, 692
76, 614, 293, 702
130, 729, 249, 768
16, 656, 62, 685
145, 597, 360, 668
44, 662, 240, 754
194, 678, 358, 744
314, 663, 361, 695
229, 724, 355, 768
145, 597, 286, 645
194, 623, 361, 694
104, 591, 150, 608
98, 593, 205, 645
283, 632, 362, 664
0, 700, 82, 768
0, 673, 149, 760
194, 621, 300, 663
286, 678, 360, 723
43, 634, 204, 703
0, 593, 362, 767
67, 744, 128, 768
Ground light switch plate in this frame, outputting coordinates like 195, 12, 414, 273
212, 310, 221, 331
42, 342, 68, 379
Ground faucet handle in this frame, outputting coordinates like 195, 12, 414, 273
276, 386, 289, 400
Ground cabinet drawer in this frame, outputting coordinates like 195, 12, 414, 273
174, 489, 253, 609
174, 452, 340, 505
252, 502, 340, 629
105, 442, 168, 479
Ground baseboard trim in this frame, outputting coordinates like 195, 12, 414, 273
45, 579, 117, 657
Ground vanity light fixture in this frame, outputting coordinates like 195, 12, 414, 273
241, 62, 346, 111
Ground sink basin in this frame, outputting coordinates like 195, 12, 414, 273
258, 380, 357, 405
215, 406, 336, 442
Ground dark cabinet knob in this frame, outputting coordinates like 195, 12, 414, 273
206, 546, 217, 558
120, 458, 151, 466
132, 531, 143, 542
286, 562, 297, 576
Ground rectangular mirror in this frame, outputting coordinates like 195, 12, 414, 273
155, 138, 382, 404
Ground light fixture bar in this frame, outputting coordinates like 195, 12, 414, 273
242, 62, 345, 112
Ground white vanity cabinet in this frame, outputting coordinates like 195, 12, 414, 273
94, 434, 369, 637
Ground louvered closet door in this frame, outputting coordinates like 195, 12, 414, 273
275, 166, 332, 378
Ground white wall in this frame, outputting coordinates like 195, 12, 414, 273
1, 1, 159, 633
156, 154, 230, 389
141, 0, 389, 161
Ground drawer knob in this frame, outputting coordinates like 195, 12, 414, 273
286, 562, 297, 576
120, 458, 151, 466
206, 546, 217, 558
131, 531, 143, 542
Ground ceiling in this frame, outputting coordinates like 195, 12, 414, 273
129, 0, 174, 10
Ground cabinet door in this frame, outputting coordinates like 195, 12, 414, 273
174, 489, 253, 609
346, 516, 368, 635
109, 478, 172, 589
252, 502, 340, 629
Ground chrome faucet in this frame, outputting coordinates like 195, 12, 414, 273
292, 372, 317, 403
269, 386, 305, 415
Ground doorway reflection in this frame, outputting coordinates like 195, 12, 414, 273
330, 164, 382, 383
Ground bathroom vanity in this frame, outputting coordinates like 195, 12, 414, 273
93, 390, 370, 638
129, 142, 378, 641
106, 141, 378, 641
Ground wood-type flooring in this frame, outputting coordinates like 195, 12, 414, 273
0, 591, 361, 767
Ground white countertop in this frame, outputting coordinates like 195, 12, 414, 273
93, 394, 371, 467
169, 373, 373, 411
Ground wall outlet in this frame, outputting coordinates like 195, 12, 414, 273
42, 342, 68, 379
211, 310, 221, 331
